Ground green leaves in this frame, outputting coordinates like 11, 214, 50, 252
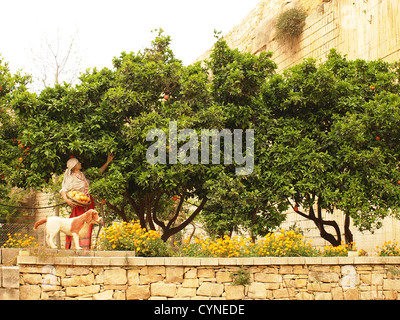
264, 49, 400, 240
3, 31, 400, 244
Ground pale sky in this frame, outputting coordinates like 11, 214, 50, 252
0, 0, 260, 90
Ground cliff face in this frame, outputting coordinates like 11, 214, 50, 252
196, 0, 400, 72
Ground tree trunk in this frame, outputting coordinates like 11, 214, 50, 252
161, 197, 207, 242
126, 191, 208, 243
293, 199, 342, 247
344, 213, 354, 246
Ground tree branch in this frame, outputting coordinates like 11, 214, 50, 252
106, 201, 128, 222
165, 197, 207, 238
288, 198, 342, 246
166, 195, 185, 230
152, 191, 166, 230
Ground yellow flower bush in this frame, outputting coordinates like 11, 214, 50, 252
320, 242, 356, 257
182, 235, 254, 258
181, 229, 357, 257
376, 241, 400, 256
2, 233, 39, 248
97, 222, 363, 258
254, 229, 319, 257
182, 229, 320, 257
96, 220, 171, 257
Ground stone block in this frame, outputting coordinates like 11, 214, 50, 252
359, 273, 371, 284
248, 282, 267, 299
126, 285, 150, 300
166, 267, 184, 283
66, 267, 90, 276
1, 248, 20, 265
236, 258, 254, 265
22, 273, 42, 285
343, 288, 360, 300
197, 282, 224, 297
200, 258, 219, 266
360, 290, 384, 300
309, 271, 339, 283
182, 278, 199, 288
72, 257, 92, 266
20, 285, 41, 300
184, 268, 197, 279
109, 257, 129, 266
145, 258, 165, 265
150, 283, 176, 297
177, 287, 196, 298
273, 288, 296, 299
181, 258, 201, 266
225, 285, 244, 300
371, 274, 384, 286
93, 290, 114, 300
91, 257, 112, 266
216, 271, 233, 283
164, 258, 184, 266
219, 258, 237, 265
383, 279, 400, 291
147, 266, 165, 274
291, 278, 307, 288
279, 266, 292, 274
254, 273, 282, 283
198, 268, 215, 278
139, 274, 163, 284
61, 274, 95, 287
331, 287, 344, 300
65, 285, 100, 297
17, 256, 38, 265
113, 290, 126, 300
307, 282, 331, 292
315, 292, 332, 300
2, 266, 19, 288
127, 269, 139, 285
383, 290, 398, 300
310, 266, 331, 272
265, 282, 280, 290
340, 265, 358, 289
0, 288, 19, 300
295, 292, 314, 300
127, 257, 147, 266
252, 257, 272, 265
104, 269, 127, 285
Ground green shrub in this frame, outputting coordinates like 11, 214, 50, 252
232, 266, 251, 286
275, 7, 307, 42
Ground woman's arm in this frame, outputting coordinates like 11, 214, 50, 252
61, 190, 75, 208
99, 154, 114, 173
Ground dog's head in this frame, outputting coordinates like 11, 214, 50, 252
85, 209, 102, 225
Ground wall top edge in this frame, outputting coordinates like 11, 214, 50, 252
13, 249, 400, 267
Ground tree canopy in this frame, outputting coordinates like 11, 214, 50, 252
262, 51, 400, 245
2, 31, 400, 246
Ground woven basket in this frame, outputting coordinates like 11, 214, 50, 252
66, 190, 91, 207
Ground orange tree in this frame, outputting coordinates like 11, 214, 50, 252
261, 50, 400, 246
0, 56, 31, 202
4, 31, 282, 241
199, 36, 284, 239
6, 31, 212, 239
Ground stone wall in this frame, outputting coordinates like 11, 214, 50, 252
195, 0, 400, 71
12, 249, 400, 300
0, 248, 20, 299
